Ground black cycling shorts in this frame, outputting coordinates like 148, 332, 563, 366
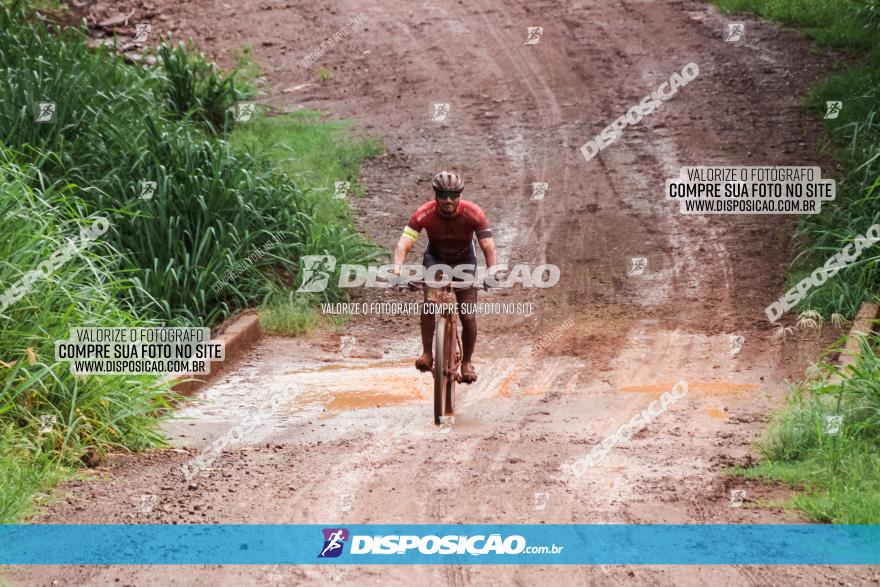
421, 248, 478, 309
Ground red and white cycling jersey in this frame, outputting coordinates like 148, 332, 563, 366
402, 200, 492, 261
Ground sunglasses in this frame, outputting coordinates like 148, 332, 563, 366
435, 192, 461, 200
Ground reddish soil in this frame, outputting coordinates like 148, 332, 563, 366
7, 0, 878, 585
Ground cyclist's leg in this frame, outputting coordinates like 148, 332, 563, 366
454, 256, 478, 382
416, 285, 435, 371
457, 287, 477, 360
415, 250, 439, 371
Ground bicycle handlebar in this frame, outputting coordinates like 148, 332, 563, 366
386, 277, 490, 292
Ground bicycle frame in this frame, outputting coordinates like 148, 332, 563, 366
399, 278, 481, 424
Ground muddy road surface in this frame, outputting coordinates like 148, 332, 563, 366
7, 0, 878, 585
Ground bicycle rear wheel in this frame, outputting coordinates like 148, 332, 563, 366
433, 318, 447, 425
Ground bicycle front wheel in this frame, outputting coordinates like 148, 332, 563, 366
433, 318, 447, 425
445, 315, 456, 415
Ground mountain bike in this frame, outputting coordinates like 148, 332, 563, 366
399, 278, 484, 425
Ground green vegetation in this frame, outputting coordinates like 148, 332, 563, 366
716, 0, 880, 318
734, 335, 880, 523
0, 154, 173, 522
715, 0, 876, 51
233, 45, 265, 89
0, 2, 381, 521
316, 67, 334, 82
231, 110, 382, 224
716, 0, 880, 522
0, 6, 380, 326
230, 111, 382, 334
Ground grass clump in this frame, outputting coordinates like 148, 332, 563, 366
733, 335, 880, 523
316, 67, 334, 82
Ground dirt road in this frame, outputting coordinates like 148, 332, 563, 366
7, 0, 879, 584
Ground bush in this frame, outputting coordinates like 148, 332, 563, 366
0, 151, 174, 522
740, 334, 880, 523
157, 41, 241, 132
0, 3, 380, 326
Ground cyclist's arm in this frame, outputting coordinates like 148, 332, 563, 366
478, 236, 497, 269
394, 212, 423, 275
392, 235, 415, 274
470, 203, 496, 269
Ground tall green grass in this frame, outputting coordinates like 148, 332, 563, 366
230, 111, 384, 334
0, 152, 174, 522
715, 0, 880, 318
734, 335, 880, 523
0, 1, 382, 521
157, 41, 240, 132
0, 3, 381, 326
716, 0, 880, 523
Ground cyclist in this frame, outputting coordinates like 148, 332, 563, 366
392, 171, 497, 383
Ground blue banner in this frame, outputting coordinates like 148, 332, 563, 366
1, 524, 878, 565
